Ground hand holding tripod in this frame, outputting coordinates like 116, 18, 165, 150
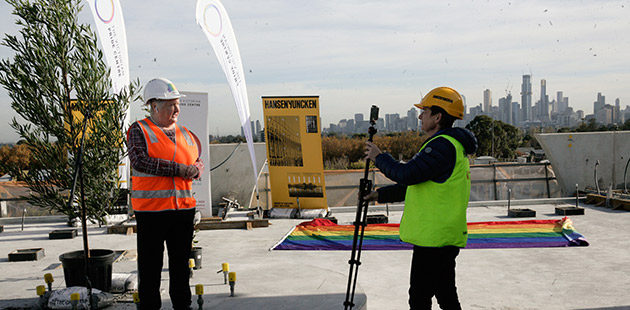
343, 105, 379, 310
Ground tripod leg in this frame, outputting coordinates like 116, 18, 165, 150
344, 179, 372, 309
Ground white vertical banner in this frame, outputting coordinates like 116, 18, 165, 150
179, 91, 212, 217
195, 0, 259, 194
85, 0, 130, 94
85, 0, 131, 189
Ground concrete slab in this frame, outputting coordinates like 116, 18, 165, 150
1, 200, 629, 309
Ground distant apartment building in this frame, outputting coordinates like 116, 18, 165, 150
590, 92, 626, 125
468, 104, 483, 120
240, 120, 264, 141
385, 113, 407, 132
595, 105, 614, 125
576, 110, 585, 120
554, 107, 580, 128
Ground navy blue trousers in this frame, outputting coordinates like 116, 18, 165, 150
136, 209, 195, 310
409, 246, 462, 310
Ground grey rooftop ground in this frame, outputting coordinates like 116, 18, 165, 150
1, 200, 629, 310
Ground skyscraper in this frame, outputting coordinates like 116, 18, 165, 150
512, 101, 520, 125
407, 108, 418, 130
556, 91, 570, 114
521, 75, 532, 122
615, 98, 621, 123
506, 92, 513, 125
483, 89, 492, 114
540, 79, 549, 122
594, 92, 605, 114
385, 113, 400, 131
498, 93, 513, 125
354, 113, 365, 132
354, 113, 364, 124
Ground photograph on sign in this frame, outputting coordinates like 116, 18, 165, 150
266, 116, 303, 167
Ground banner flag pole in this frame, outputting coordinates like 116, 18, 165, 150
85, 0, 131, 189
195, 0, 259, 195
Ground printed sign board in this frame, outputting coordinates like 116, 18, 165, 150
262, 96, 327, 209
178, 91, 212, 217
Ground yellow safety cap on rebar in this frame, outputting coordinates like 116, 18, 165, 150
36, 285, 46, 296
195, 284, 204, 295
133, 291, 140, 303
222, 262, 229, 272
228, 271, 236, 282
44, 273, 53, 284
70, 292, 80, 301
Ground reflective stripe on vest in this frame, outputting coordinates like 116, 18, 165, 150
131, 118, 198, 212
400, 134, 471, 247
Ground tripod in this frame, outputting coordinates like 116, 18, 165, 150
344, 105, 378, 309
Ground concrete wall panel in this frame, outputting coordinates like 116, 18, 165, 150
536, 131, 630, 195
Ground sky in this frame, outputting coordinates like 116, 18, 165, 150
0, 0, 629, 143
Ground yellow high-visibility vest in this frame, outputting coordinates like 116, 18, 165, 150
400, 134, 471, 247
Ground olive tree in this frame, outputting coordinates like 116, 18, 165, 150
0, 0, 139, 224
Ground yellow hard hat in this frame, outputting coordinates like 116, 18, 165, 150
414, 87, 464, 120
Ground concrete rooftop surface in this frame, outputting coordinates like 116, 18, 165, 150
1, 200, 629, 310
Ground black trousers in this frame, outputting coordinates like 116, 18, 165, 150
409, 245, 462, 310
136, 209, 195, 310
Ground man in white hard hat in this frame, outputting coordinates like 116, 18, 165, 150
127, 78, 204, 310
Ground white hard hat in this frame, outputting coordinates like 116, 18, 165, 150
143, 78, 185, 104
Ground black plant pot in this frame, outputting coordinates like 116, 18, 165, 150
190, 247, 202, 270
59, 249, 115, 292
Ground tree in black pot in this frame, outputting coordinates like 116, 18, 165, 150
0, 0, 139, 293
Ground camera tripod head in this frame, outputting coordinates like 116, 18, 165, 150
369, 105, 379, 126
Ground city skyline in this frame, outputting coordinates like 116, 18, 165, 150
325, 81, 629, 134
0, 1, 629, 142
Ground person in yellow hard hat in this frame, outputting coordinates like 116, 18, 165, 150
365, 87, 477, 309
127, 77, 204, 310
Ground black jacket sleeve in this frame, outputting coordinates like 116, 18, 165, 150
374, 136, 457, 186
376, 184, 407, 203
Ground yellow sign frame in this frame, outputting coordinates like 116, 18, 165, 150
262, 96, 327, 209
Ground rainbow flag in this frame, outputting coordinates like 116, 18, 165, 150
271, 218, 589, 250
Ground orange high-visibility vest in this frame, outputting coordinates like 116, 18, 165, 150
130, 118, 198, 212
